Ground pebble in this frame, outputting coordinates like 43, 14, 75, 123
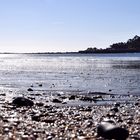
27, 88, 33, 91
69, 95, 76, 100
0, 92, 138, 139
110, 107, 119, 113
12, 97, 34, 107
32, 115, 41, 122
97, 120, 129, 140
36, 102, 44, 107
52, 98, 62, 103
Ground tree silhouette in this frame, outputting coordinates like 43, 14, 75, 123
79, 35, 140, 53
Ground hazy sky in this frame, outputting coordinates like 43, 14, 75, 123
0, 0, 140, 53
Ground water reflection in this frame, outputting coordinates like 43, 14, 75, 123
0, 53, 139, 95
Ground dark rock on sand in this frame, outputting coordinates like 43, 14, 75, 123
12, 97, 34, 107
60, 96, 67, 99
106, 112, 116, 118
32, 115, 41, 122
42, 119, 55, 123
27, 88, 33, 91
114, 102, 120, 107
0, 93, 6, 96
110, 107, 119, 113
30, 84, 34, 87
135, 102, 139, 106
38, 84, 42, 87
88, 91, 109, 95
97, 120, 129, 140
52, 99, 62, 103
36, 102, 44, 107
69, 95, 76, 100
62, 101, 67, 104
80, 96, 95, 102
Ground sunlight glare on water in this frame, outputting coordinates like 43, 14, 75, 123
0, 53, 140, 95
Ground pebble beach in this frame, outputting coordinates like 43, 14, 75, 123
0, 53, 140, 139
0, 90, 139, 140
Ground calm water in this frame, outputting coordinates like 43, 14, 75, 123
0, 53, 140, 95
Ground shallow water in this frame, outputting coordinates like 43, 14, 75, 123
0, 53, 140, 95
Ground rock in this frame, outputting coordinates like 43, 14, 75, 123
106, 112, 116, 118
12, 97, 34, 107
38, 84, 42, 87
4, 127, 9, 132
135, 102, 139, 106
27, 88, 33, 91
22, 135, 29, 140
0, 93, 6, 96
60, 96, 67, 99
32, 115, 41, 122
69, 95, 76, 100
30, 84, 34, 87
42, 119, 55, 123
110, 107, 119, 113
52, 99, 62, 103
97, 121, 129, 140
114, 102, 120, 107
35, 93, 42, 96
62, 101, 67, 104
57, 93, 61, 96
36, 102, 44, 107
80, 96, 95, 102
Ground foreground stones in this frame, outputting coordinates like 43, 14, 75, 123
12, 97, 34, 107
0, 92, 139, 139
97, 120, 129, 140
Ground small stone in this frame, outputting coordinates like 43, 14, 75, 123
62, 102, 67, 104
42, 119, 55, 123
4, 128, 9, 132
27, 88, 33, 91
80, 96, 94, 102
106, 112, 116, 118
97, 121, 129, 140
12, 97, 34, 107
69, 95, 76, 100
135, 102, 139, 106
0, 93, 6, 96
52, 99, 62, 103
22, 135, 29, 140
110, 107, 119, 113
36, 102, 44, 106
30, 84, 34, 87
114, 103, 120, 107
32, 115, 41, 122
38, 84, 42, 87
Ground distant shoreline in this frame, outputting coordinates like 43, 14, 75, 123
0, 51, 140, 54
1, 35, 140, 54
78, 50, 140, 54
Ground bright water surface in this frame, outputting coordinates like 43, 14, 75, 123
0, 53, 140, 95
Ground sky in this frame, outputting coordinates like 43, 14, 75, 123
0, 0, 140, 53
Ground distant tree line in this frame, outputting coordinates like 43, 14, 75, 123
79, 35, 140, 53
